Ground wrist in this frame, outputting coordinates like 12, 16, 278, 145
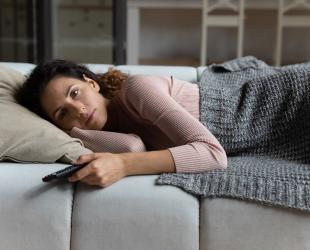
119, 152, 130, 176
118, 150, 175, 176
119, 152, 146, 176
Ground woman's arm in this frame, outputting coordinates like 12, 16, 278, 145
70, 127, 146, 153
124, 75, 227, 172
68, 150, 175, 187
121, 149, 175, 175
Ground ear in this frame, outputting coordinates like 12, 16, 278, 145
82, 74, 100, 91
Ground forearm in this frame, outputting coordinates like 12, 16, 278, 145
70, 128, 146, 153
120, 149, 176, 176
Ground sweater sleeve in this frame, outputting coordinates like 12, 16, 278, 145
124, 75, 227, 173
70, 127, 146, 153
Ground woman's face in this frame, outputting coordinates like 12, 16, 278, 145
41, 75, 110, 132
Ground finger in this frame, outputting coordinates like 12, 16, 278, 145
81, 180, 102, 187
78, 173, 106, 187
79, 175, 98, 185
72, 154, 96, 165
68, 164, 94, 182
81, 177, 107, 188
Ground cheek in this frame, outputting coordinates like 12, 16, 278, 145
56, 109, 86, 130
40, 97, 57, 120
56, 119, 79, 131
91, 93, 106, 110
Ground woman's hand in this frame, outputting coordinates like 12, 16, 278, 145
68, 150, 175, 188
68, 153, 127, 188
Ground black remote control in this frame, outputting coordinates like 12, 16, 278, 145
42, 164, 86, 182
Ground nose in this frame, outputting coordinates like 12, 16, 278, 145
66, 102, 87, 119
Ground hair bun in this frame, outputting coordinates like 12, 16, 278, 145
98, 68, 127, 99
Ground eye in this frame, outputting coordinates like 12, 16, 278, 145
71, 88, 80, 98
58, 109, 67, 120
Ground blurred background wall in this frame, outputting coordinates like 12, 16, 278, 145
0, 0, 309, 66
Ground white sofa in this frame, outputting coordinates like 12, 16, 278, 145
1, 62, 310, 250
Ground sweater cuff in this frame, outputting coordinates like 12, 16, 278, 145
168, 143, 227, 173
168, 145, 208, 173
70, 127, 78, 137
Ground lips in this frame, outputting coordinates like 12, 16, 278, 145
85, 109, 95, 125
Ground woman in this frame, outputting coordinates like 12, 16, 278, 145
16, 60, 227, 188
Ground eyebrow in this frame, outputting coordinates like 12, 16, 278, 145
53, 84, 74, 120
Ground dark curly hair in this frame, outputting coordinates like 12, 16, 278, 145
15, 59, 127, 120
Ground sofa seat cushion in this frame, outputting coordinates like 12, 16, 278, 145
200, 198, 310, 250
0, 162, 74, 250
71, 175, 199, 250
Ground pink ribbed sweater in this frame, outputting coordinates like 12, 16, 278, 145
70, 75, 227, 173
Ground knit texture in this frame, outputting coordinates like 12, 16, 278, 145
156, 56, 310, 211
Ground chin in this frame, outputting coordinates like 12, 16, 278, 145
92, 119, 106, 131
88, 109, 107, 130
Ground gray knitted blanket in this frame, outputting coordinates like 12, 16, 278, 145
156, 56, 310, 211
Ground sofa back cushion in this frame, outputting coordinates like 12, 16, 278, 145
116, 65, 198, 82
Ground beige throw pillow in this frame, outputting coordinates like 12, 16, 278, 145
0, 65, 92, 163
